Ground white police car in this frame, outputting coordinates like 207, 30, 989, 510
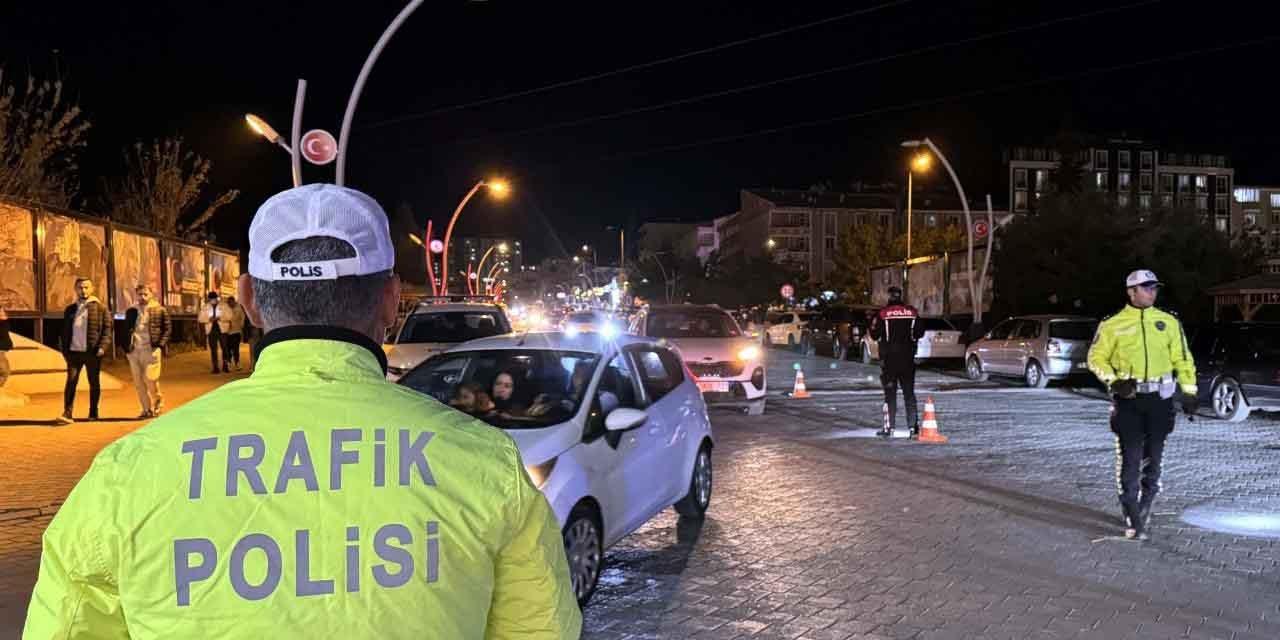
396, 331, 713, 605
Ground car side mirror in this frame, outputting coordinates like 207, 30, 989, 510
605, 407, 648, 432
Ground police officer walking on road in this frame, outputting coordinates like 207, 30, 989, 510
25, 184, 582, 639
871, 285, 926, 438
1087, 269, 1197, 541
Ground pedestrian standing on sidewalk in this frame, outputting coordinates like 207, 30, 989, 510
196, 291, 223, 373
221, 295, 245, 370
0, 305, 12, 389
123, 284, 171, 418
870, 286, 925, 438
25, 184, 581, 639
1087, 269, 1197, 541
57, 278, 112, 424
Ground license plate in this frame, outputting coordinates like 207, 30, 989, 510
697, 380, 729, 393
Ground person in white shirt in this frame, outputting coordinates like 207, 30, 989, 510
196, 291, 224, 374
221, 296, 246, 371
123, 284, 171, 418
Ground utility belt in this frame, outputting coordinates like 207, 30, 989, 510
1127, 373, 1176, 398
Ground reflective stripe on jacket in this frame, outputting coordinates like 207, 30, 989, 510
24, 325, 582, 639
1087, 305, 1197, 395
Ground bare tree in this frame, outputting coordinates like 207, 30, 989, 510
104, 138, 239, 238
0, 69, 91, 208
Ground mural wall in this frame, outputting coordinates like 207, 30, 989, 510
164, 241, 206, 314
44, 213, 108, 313
0, 203, 37, 311
208, 251, 240, 299
112, 230, 163, 316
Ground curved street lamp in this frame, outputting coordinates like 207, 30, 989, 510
901, 137, 992, 323
440, 179, 510, 294
475, 242, 509, 293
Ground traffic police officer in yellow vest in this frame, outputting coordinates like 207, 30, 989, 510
24, 184, 582, 638
1087, 269, 1197, 541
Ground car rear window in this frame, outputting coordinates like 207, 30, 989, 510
399, 311, 508, 344
569, 312, 598, 323
921, 318, 957, 332
646, 310, 741, 338
1049, 321, 1098, 341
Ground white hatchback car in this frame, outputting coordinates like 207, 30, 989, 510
860, 316, 966, 363
384, 302, 511, 381
396, 331, 714, 605
635, 304, 766, 401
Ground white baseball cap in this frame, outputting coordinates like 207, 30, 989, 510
1125, 269, 1161, 288
248, 184, 394, 281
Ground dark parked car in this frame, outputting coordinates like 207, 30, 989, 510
807, 305, 875, 360
1190, 322, 1280, 422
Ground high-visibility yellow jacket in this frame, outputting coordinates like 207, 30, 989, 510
1087, 304, 1198, 395
24, 327, 581, 639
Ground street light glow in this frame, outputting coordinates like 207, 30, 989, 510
766, 238, 777, 249
486, 179, 511, 198
498, 242, 509, 253
912, 152, 932, 172
407, 233, 423, 246
244, 113, 282, 144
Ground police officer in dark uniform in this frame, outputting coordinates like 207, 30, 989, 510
870, 286, 926, 438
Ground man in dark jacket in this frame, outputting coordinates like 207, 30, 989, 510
59, 278, 112, 424
870, 286, 926, 438
123, 284, 171, 418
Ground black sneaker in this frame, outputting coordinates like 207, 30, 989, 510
87, 413, 100, 422
876, 427, 892, 438
909, 425, 921, 439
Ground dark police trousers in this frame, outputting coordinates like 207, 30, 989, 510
1111, 392, 1174, 516
880, 346, 918, 429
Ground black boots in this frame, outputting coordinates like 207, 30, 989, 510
1121, 500, 1149, 541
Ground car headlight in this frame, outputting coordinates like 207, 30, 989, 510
599, 323, 619, 339
565, 325, 581, 337
737, 345, 761, 361
524, 457, 558, 488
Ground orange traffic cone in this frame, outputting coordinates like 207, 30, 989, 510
791, 368, 811, 398
917, 396, 948, 443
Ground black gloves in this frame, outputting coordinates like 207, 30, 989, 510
1180, 393, 1198, 417
1110, 379, 1137, 399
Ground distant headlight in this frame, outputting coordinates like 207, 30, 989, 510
565, 325, 581, 337
525, 457, 558, 488
737, 345, 761, 361
599, 323, 619, 339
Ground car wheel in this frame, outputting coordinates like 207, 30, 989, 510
674, 444, 713, 519
1211, 378, 1250, 423
966, 355, 989, 382
1024, 360, 1049, 389
562, 502, 603, 607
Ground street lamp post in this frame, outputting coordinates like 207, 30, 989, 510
335, 0, 425, 186
475, 242, 509, 294
904, 151, 932, 264
440, 179, 509, 295
901, 137, 992, 323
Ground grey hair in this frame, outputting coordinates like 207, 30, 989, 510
250, 236, 392, 330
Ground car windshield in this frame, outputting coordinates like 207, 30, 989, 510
1049, 320, 1098, 340
646, 310, 741, 338
398, 310, 508, 344
399, 349, 600, 429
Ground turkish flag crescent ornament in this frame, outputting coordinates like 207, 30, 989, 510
301, 129, 338, 166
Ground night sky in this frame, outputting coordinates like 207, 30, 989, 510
3, 0, 1278, 262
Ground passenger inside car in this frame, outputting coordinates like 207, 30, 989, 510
450, 382, 497, 417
